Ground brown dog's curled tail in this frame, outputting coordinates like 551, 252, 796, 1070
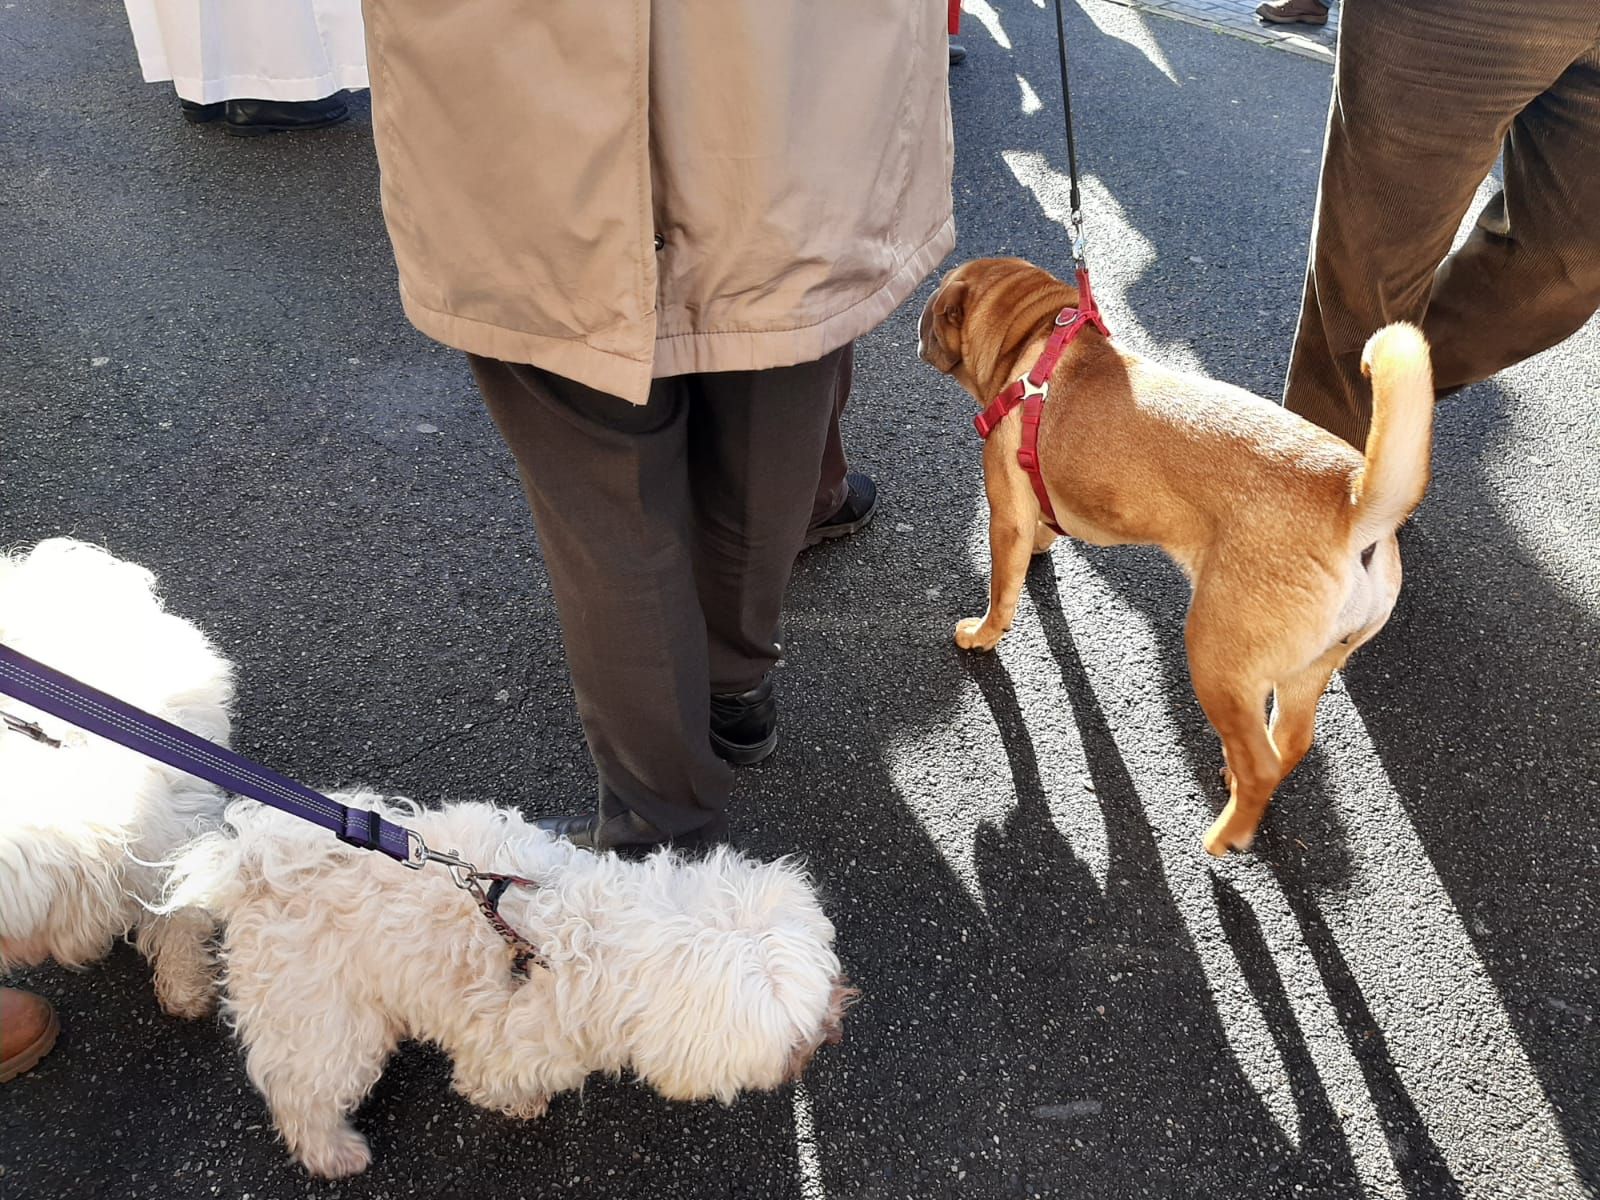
1353, 322, 1434, 544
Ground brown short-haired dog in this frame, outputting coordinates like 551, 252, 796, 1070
919, 258, 1434, 855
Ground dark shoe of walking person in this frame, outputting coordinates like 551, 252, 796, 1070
536, 809, 728, 854
222, 93, 351, 137
803, 471, 878, 549
949, 42, 967, 65
536, 808, 668, 852
710, 674, 778, 766
1255, 0, 1329, 25
0, 988, 59, 1083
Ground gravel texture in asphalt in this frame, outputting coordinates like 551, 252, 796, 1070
2, 2, 1596, 1198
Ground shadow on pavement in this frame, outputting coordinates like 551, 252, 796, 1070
946, 2, 1597, 1187
1, 1, 1593, 1198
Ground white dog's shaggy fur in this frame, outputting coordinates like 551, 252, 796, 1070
0, 538, 232, 1019
166, 797, 852, 1177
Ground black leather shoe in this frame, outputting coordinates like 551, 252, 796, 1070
223, 93, 351, 137
537, 809, 725, 854
180, 99, 225, 124
803, 471, 878, 549
710, 674, 778, 765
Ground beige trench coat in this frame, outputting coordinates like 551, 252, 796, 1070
362, 1, 955, 403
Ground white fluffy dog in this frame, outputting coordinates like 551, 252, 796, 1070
166, 797, 853, 1177
0, 538, 231, 1018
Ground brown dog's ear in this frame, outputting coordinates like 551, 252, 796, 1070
936, 278, 969, 332
931, 277, 971, 366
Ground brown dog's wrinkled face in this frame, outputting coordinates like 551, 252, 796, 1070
918, 258, 1063, 399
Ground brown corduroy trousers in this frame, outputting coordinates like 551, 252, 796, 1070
471, 346, 849, 837
1284, 0, 1600, 448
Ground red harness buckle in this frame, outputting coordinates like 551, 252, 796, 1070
971, 267, 1109, 537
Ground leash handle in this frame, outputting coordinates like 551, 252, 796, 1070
0, 642, 424, 867
1051, 0, 1088, 266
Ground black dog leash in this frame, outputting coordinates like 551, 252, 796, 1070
1052, 0, 1090, 269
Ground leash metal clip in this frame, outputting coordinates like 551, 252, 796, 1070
1070, 222, 1088, 273
407, 839, 547, 975
403, 834, 479, 888
1018, 375, 1050, 401
3, 711, 62, 748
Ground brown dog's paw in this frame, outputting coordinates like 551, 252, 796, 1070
1202, 809, 1255, 857
954, 617, 1003, 652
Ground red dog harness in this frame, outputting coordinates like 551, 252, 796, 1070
972, 267, 1110, 536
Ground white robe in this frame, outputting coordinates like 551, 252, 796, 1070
123, 0, 368, 105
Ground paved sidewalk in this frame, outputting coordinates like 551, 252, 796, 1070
1101, 0, 1338, 61
3, 0, 1597, 1197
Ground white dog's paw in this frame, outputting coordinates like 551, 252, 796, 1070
496, 1095, 549, 1121
295, 1125, 372, 1179
153, 964, 217, 1020
457, 1080, 550, 1120
156, 983, 216, 1021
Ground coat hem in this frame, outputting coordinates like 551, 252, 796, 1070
399, 282, 657, 404
398, 213, 955, 405
651, 215, 957, 381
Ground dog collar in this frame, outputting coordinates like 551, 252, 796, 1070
972, 266, 1110, 536
470, 870, 549, 977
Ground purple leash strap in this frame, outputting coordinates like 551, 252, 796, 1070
0, 640, 550, 973
0, 641, 424, 864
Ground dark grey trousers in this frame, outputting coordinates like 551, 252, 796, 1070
470, 346, 848, 837
1285, 0, 1600, 447
811, 343, 853, 527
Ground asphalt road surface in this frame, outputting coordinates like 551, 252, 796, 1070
2, 2, 1596, 1198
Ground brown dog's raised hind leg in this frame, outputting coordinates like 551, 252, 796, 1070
1202, 659, 1337, 855
1267, 656, 1340, 785
1197, 683, 1282, 856
1186, 614, 1284, 855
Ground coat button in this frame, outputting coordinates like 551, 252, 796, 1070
654, 233, 665, 251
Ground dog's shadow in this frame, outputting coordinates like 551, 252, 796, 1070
752, 538, 1392, 1196
975, 569, 1379, 1190
1045, 372, 1600, 1188
966, 559, 1487, 1197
